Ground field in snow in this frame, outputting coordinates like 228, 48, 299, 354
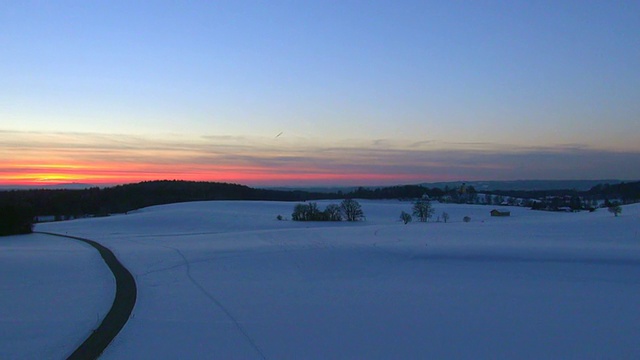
0, 234, 114, 359
2, 200, 640, 359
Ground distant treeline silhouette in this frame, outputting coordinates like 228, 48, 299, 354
0, 179, 638, 236
1, 180, 315, 220
486, 181, 640, 205
0, 181, 449, 221
0, 201, 35, 236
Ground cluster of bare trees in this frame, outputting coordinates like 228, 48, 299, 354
400, 198, 437, 224
399, 198, 453, 224
289, 196, 624, 226
291, 199, 364, 222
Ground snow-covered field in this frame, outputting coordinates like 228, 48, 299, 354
2, 200, 640, 359
0, 234, 114, 359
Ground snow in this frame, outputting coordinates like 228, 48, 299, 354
4, 200, 640, 358
0, 234, 115, 360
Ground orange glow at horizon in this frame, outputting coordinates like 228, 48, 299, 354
0, 160, 443, 187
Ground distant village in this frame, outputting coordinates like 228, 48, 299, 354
435, 182, 634, 214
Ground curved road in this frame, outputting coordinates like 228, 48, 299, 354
36, 231, 137, 360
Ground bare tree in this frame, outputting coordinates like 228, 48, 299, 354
291, 203, 306, 221
292, 202, 322, 221
341, 199, 364, 221
324, 204, 343, 221
412, 199, 435, 222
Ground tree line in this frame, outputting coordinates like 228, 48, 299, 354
1, 179, 637, 236
290, 199, 364, 222
0, 201, 34, 236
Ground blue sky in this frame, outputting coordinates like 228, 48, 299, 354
1, 1, 639, 186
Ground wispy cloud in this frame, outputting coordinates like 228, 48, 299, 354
1, 130, 638, 186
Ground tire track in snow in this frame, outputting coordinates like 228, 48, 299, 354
129, 238, 267, 359
35, 231, 137, 360
371, 225, 406, 257
173, 248, 267, 360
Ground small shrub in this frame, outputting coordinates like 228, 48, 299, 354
608, 202, 622, 217
400, 211, 412, 224
463, 216, 471, 223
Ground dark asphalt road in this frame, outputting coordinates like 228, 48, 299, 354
36, 231, 137, 360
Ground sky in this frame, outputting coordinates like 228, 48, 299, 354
1, 1, 639, 187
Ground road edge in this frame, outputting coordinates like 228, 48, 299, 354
36, 231, 137, 360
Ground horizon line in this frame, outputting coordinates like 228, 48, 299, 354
0, 178, 634, 192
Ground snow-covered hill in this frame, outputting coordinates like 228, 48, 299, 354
0, 234, 114, 359
3, 201, 639, 358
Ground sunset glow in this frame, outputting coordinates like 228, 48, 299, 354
1, 2, 639, 187
0, 151, 447, 187
2, 130, 638, 188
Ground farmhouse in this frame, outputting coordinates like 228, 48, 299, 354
490, 209, 511, 217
